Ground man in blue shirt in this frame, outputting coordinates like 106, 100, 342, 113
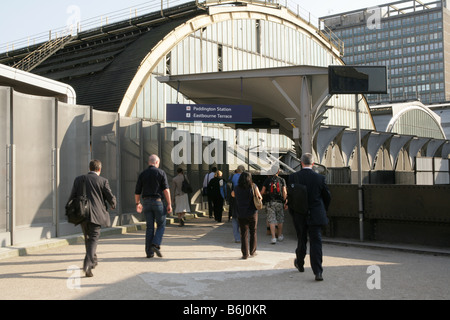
135, 155, 172, 258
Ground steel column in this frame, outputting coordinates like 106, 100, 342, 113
300, 76, 312, 154
355, 94, 364, 242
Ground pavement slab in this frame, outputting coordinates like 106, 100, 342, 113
0, 214, 449, 302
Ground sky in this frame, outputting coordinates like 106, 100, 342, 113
0, 0, 389, 50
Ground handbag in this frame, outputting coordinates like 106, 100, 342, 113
182, 174, 193, 194
252, 183, 263, 210
65, 175, 90, 226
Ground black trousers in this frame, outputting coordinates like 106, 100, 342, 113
81, 221, 101, 271
291, 213, 324, 275
207, 195, 214, 218
238, 213, 258, 258
212, 196, 224, 222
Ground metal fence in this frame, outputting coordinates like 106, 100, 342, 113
4, 85, 448, 248
326, 184, 450, 247
0, 86, 226, 247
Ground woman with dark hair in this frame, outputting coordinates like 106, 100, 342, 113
231, 171, 262, 259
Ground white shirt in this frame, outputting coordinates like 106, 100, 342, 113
203, 172, 215, 188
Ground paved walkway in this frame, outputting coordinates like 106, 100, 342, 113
0, 213, 449, 301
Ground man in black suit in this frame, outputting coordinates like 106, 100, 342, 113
287, 153, 331, 281
69, 159, 116, 277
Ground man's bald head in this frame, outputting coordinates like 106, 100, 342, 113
149, 155, 160, 167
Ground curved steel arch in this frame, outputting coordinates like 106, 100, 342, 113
386, 104, 446, 140
118, 2, 344, 117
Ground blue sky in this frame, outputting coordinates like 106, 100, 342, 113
0, 0, 389, 49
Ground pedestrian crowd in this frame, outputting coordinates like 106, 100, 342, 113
68, 153, 330, 282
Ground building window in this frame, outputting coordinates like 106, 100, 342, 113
256, 19, 261, 54
218, 44, 223, 72
166, 52, 171, 76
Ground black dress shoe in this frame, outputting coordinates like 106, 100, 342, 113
315, 273, 323, 281
151, 245, 163, 257
294, 259, 304, 272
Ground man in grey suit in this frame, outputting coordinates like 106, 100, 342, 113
287, 153, 331, 281
69, 159, 116, 277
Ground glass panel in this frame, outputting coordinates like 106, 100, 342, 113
158, 77, 165, 121
161, 127, 176, 181
136, 88, 144, 118
57, 102, 91, 225
0, 87, 10, 234
120, 117, 142, 213
91, 110, 119, 215
144, 79, 151, 119
13, 92, 55, 228
151, 75, 158, 120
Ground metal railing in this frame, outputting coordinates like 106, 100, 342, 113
1, 0, 345, 56
317, 23, 345, 57
0, 0, 191, 54
12, 34, 73, 72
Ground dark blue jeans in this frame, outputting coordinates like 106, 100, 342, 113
143, 199, 166, 256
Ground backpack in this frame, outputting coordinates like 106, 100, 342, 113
287, 173, 309, 215
267, 176, 283, 201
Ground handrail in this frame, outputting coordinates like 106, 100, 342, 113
317, 22, 345, 57
0, 0, 190, 54
12, 34, 73, 72
1, 0, 345, 56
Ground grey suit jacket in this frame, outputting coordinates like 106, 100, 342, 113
69, 172, 117, 227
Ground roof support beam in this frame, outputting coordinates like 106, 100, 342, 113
271, 78, 300, 116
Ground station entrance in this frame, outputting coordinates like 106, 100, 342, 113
158, 65, 331, 159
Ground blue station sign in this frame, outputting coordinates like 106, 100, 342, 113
166, 104, 252, 124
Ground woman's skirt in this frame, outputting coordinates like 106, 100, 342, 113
175, 193, 191, 213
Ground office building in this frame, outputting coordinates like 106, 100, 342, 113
320, 0, 450, 105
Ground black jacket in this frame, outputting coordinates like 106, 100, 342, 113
69, 172, 116, 227
288, 168, 331, 226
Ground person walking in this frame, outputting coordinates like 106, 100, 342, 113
232, 171, 262, 259
135, 155, 172, 258
172, 168, 191, 227
286, 153, 331, 281
68, 159, 116, 277
229, 165, 245, 242
203, 167, 217, 218
207, 170, 227, 222
261, 166, 287, 244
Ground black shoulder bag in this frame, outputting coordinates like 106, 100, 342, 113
182, 174, 193, 194
66, 176, 90, 226
287, 173, 309, 215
